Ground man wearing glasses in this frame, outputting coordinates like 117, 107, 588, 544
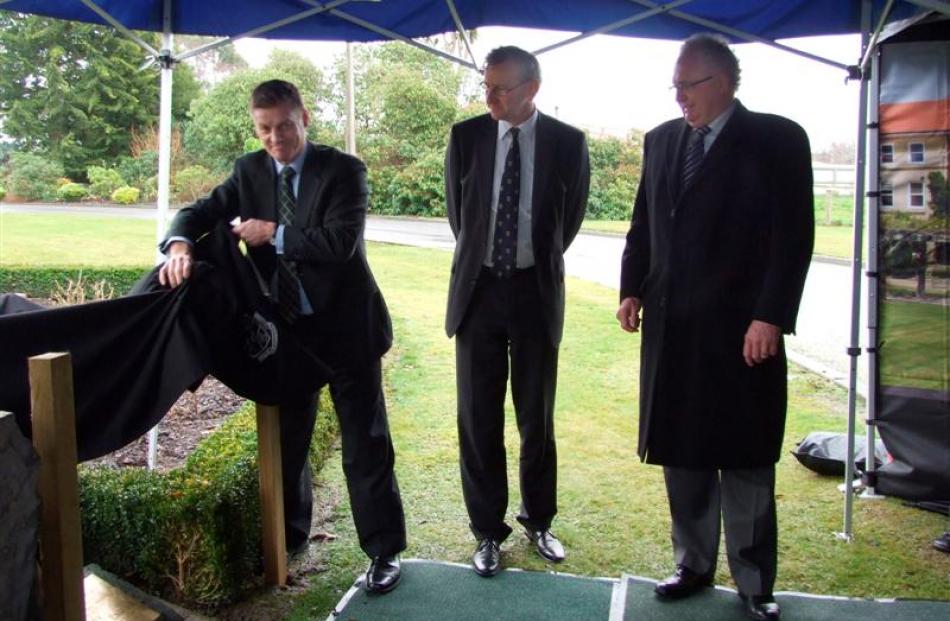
617, 34, 813, 621
444, 46, 589, 577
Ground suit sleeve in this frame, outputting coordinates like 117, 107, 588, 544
283, 158, 366, 264
163, 165, 241, 246
619, 133, 652, 301
752, 120, 815, 333
562, 130, 590, 250
445, 125, 462, 239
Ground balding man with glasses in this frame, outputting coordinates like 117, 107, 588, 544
617, 34, 814, 621
444, 45, 589, 577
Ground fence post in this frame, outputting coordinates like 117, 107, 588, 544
255, 403, 287, 586
30, 352, 85, 621
825, 189, 834, 225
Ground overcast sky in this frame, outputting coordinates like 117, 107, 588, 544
234, 26, 864, 151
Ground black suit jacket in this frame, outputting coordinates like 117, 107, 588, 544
165, 143, 392, 366
444, 112, 590, 347
620, 101, 814, 468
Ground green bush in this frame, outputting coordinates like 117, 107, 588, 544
111, 186, 141, 205
0, 266, 146, 298
80, 402, 339, 607
87, 166, 126, 199
57, 182, 89, 202
243, 137, 263, 153
381, 149, 445, 216
7, 152, 65, 201
116, 151, 158, 190
0, 184, 6, 201
174, 165, 219, 203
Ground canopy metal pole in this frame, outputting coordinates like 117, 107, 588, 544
839, 0, 874, 542
147, 0, 175, 471
345, 42, 357, 155
862, 45, 886, 501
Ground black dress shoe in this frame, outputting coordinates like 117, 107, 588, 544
740, 593, 781, 620
654, 564, 713, 599
472, 538, 501, 577
524, 529, 565, 562
365, 556, 401, 593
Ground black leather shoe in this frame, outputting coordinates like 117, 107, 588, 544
934, 531, 950, 553
525, 529, 565, 562
365, 556, 401, 593
654, 564, 713, 599
472, 538, 501, 577
740, 593, 781, 620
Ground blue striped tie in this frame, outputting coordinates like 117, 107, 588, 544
277, 166, 301, 323
681, 125, 711, 191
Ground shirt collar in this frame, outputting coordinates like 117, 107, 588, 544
273, 144, 308, 177
706, 100, 736, 138
497, 108, 539, 142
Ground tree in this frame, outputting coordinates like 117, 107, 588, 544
183, 50, 337, 172
927, 171, 949, 218
0, 13, 197, 178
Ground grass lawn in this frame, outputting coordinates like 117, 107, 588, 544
287, 243, 949, 619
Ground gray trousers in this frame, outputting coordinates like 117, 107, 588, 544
663, 465, 777, 596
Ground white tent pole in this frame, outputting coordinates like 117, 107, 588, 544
860, 0, 896, 72
147, 0, 175, 471
444, 0, 479, 68
80, 0, 160, 56
862, 45, 886, 501
840, 0, 874, 542
345, 42, 357, 156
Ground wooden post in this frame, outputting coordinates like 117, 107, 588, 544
825, 189, 834, 225
255, 404, 287, 586
30, 352, 85, 621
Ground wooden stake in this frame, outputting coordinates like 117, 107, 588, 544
256, 404, 287, 586
30, 352, 85, 621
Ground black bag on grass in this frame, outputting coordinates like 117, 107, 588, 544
792, 431, 889, 476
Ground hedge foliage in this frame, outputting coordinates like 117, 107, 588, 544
0, 266, 147, 298
57, 182, 88, 202
0, 184, 6, 201
111, 185, 141, 205
80, 403, 340, 607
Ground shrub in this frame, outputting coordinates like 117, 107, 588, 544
80, 402, 339, 607
174, 165, 219, 203
87, 166, 126, 199
116, 151, 159, 190
7, 152, 65, 201
381, 149, 445, 216
243, 137, 263, 153
0, 267, 146, 298
0, 185, 5, 201
111, 186, 141, 205
57, 182, 89, 202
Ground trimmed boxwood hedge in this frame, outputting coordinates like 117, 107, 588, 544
80, 402, 339, 608
0, 266, 148, 298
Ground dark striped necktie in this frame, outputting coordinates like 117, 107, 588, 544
681, 125, 711, 191
492, 127, 520, 278
277, 166, 301, 324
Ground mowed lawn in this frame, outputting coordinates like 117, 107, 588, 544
288, 244, 949, 619
1, 211, 946, 617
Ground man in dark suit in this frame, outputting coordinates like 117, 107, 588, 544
617, 35, 813, 621
159, 80, 405, 593
444, 46, 589, 576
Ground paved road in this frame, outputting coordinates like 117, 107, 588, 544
3, 204, 867, 393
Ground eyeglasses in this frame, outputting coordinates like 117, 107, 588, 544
670, 75, 715, 93
481, 80, 529, 97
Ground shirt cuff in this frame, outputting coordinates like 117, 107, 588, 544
275, 225, 285, 254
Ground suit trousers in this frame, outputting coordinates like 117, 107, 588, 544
455, 267, 559, 542
662, 465, 777, 596
280, 323, 406, 558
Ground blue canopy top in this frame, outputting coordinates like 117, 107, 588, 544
0, 0, 926, 43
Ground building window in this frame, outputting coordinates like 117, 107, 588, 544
909, 182, 924, 208
881, 144, 894, 163
909, 143, 924, 163
881, 182, 893, 207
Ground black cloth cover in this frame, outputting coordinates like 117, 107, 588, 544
0, 225, 329, 461
791, 431, 889, 477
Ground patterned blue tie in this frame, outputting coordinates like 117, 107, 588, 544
681, 125, 711, 191
277, 166, 301, 323
492, 127, 520, 278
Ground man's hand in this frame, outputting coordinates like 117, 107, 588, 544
616, 296, 642, 333
232, 218, 277, 247
158, 241, 193, 288
743, 320, 781, 367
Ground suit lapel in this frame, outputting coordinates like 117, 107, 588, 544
668, 121, 691, 204
249, 151, 277, 221
532, 112, 554, 239
696, 101, 746, 183
295, 142, 321, 226
476, 117, 497, 230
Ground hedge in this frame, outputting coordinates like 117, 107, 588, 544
0, 266, 148, 298
80, 400, 339, 608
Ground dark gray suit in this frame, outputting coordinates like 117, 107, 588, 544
165, 142, 405, 558
445, 112, 589, 541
